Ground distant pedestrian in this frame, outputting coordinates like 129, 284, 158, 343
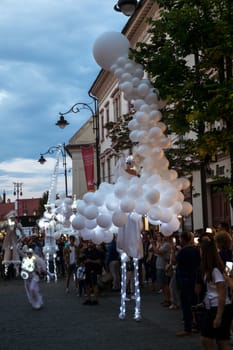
176, 232, 201, 337
199, 233, 232, 349
82, 240, 102, 305
63, 235, 80, 294
76, 257, 86, 297
106, 235, 121, 291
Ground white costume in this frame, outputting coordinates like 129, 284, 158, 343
1, 212, 24, 276
116, 156, 144, 321
21, 248, 46, 310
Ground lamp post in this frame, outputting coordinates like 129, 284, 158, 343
13, 182, 23, 217
114, 0, 139, 16
55, 94, 100, 188
38, 143, 68, 197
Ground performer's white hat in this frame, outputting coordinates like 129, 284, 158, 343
6, 210, 17, 219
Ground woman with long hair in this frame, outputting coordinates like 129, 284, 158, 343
200, 234, 232, 350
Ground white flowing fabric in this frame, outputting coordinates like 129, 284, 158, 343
117, 213, 143, 259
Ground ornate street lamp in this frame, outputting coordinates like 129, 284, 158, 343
55, 94, 100, 188
38, 143, 68, 197
114, 0, 139, 16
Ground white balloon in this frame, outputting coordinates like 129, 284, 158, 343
128, 184, 143, 199
137, 83, 150, 97
120, 197, 135, 212
145, 92, 158, 105
134, 66, 144, 79
147, 217, 160, 226
129, 130, 140, 142
157, 122, 167, 132
114, 182, 127, 199
181, 201, 193, 216
80, 228, 93, 241
83, 192, 95, 204
93, 192, 105, 207
161, 216, 180, 235
133, 99, 145, 110
119, 81, 133, 94
103, 230, 114, 243
124, 62, 136, 73
160, 207, 173, 223
128, 119, 138, 131
135, 111, 150, 125
72, 215, 85, 230
106, 195, 119, 211
137, 130, 148, 143
148, 126, 163, 138
151, 148, 164, 160
64, 198, 73, 205
85, 219, 97, 229
96, 214, 112, 228
170, 201, 183, 214
77, 200, 86, 215
145, 188, 160, 204
135, 200, 150, 215
116, 56, 129, 67
130, 211, 142, 223
148, 206, 162, 221
179, 177, 191, 190
159, 137, 171, 149
84, 205, 99, 220
114, 68, 125, 78
112, 209, 127, 227
110, 63, 118, 72
119, 72, 133, 82
160, 188, 178, 207
160, 223, 174, 236
132, 77, 141, 87
140, 104, 151, 114
93, 31, 130, 70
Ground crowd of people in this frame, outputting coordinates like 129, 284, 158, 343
1, 217, 233, 349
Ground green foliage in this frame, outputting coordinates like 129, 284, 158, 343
130, 0, 233, 203
104, 113, 135, 153
131, 0, 233, 158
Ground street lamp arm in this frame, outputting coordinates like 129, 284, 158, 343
57, 94, 101, 188
59, 102, 95, 117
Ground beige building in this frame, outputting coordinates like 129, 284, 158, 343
66, 118, 96, 199
69, 0, 233, 231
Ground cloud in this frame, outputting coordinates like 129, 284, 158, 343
0, 0, 127, 200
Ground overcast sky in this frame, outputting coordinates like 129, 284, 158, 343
0, 0, 127, 202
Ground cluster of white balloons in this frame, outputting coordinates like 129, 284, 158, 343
39, 31, 193, 247
68, 31, 193, 240
38, 194, 80, 256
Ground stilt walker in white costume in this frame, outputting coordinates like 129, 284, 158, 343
116, 156, 144, 321
1, 211, 24, 276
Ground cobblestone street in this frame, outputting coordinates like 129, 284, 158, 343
0, 278, 202, 350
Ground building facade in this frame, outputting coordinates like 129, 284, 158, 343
70, 0, 233, 231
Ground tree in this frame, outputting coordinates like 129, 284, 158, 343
130, 0, 233, 206
104, 113, 134, 154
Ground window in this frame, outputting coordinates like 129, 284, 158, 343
113, 93, 121, 121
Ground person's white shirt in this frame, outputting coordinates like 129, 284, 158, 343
205, 267, 231, 308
